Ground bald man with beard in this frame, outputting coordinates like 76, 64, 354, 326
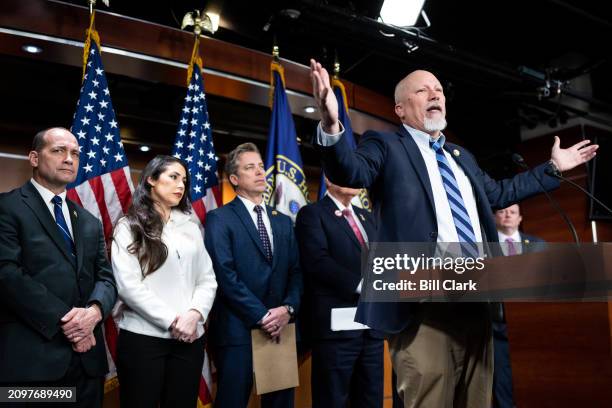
309, 60, 598, 407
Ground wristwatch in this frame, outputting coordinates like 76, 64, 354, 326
284, 304, 295, 318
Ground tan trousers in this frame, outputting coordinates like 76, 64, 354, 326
388, 304, 493, 408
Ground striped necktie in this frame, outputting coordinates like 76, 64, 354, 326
429, 139, 479, 258
51, 195, 76, 259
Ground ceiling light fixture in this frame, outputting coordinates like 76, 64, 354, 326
205, 12, 220, 33
303, 106, 316, 114
139, 145, 151, 152
379, 0, 426, 27
22, 44, 42, 54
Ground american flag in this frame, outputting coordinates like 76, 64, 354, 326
66, 34, 133, 391
172, 58, 220, 407
172, 62, 221, 227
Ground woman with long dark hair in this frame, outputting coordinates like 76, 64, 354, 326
111, 155, 217, 408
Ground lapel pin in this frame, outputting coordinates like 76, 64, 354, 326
453, 149, 460, 157
359, 213, 365, 221
73, 211, 78, 218
524, 239, 530, 245
271, 210, 278, 216
334, 210, 342, 217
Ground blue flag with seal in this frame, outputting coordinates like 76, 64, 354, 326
263, 60, 309, 221
317, 77, 371, 210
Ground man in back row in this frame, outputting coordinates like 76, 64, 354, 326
0, 127, 117, 407
296, 178, 384, 407
309, 59, 597, 407
492, 204, 546, 408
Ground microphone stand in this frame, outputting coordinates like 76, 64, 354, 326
544, 167, 612, 217
512, 154, 580, 244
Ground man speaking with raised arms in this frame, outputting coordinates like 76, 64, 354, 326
309, 59, 597, 407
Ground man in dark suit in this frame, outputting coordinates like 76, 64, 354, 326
492, 204, 545, 408
296, 178, 384, 408
0, 127, 117, 407
309, 59, 598, 407
204, 142, 302, 408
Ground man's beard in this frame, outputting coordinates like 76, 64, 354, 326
424, 116, 447, 132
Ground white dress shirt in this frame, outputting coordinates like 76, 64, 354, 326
497, 230, 523, 256
237, 195, 274, 252
30, 178, 74, 238
111, 209, 218, 339
317, 123, 483, 243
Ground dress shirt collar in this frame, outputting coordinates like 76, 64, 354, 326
30, 178, 67, 205
326, 191, 355, 214
497, 229, 522, 243
237, 194, 266, 214
402, 123, 446, 150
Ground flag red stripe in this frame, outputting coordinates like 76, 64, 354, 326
211, 185, 221, 207
88, 177, 113, 240
198, 375, 213, 404
192, 199, 207, 225
104, 317, 119, 361
66, 189, 83, 207
110, 167, 132, 214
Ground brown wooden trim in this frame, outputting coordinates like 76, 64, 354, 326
0, 0, 397, 123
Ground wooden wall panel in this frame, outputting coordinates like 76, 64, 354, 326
508, 124, 612, 407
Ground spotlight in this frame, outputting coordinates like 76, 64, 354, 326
379, 0, 425, 27
303, 106, 316, 114
205, 12, 220, 33
280, 9, 301, 19
22, 44, 42, 54
139, 145, 151, 152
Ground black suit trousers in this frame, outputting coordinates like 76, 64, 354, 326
311, 334, 384, 408
0, 353, 103, 408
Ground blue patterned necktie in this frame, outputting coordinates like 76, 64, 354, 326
429, 139, 479, 258
51, 195, 76, 259
254, 205, 273, 262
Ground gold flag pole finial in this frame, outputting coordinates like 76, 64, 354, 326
181, 10, 216, 37
87, 0, 109, 15
333, 50, 340, 80
333, 61, 340, 80
269, 43, 284, 108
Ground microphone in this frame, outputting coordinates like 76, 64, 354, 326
512, 153, 580, 244
544, 167, 612, 216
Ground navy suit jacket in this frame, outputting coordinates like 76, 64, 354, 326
204, 197, 302, 346
519, 232, 546, 254
316, 126, 560, 334
295, 195, 383, 340
0, 181, 117, 382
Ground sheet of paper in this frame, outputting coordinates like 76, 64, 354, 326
331, 307, 370, 331
251, 323, 299, 395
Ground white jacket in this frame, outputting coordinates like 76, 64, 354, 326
111, 209, 217, 339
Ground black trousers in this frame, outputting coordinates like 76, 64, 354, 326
116, 329, 205, 408
311, 335, 384, 408
0, 353, 103, 408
